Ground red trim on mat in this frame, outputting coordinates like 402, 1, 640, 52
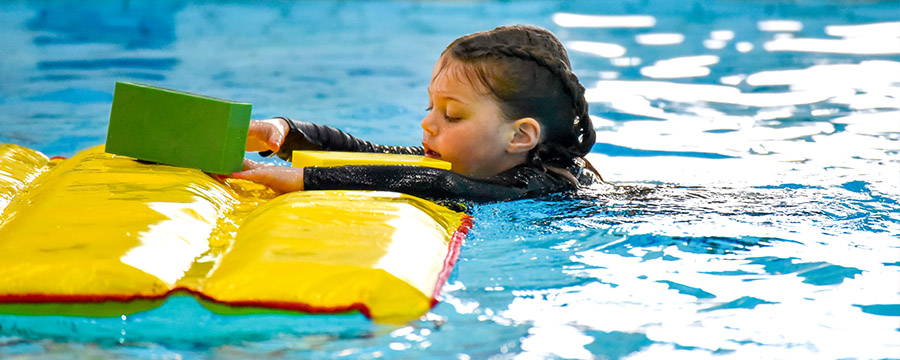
0, 293, 168, 303
430, 215, 474, 306
187, 290, 374, 319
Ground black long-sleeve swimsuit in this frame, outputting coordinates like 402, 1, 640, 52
265, 118, 600, 203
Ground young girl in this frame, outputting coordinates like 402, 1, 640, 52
234, 24, 602, 203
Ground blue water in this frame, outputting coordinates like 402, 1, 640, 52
1, 1, 898, 359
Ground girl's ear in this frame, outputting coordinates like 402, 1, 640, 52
507, 117, 541, 154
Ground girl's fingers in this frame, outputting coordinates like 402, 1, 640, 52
232, 166, 304, 193
246, 118, 289, 152
266, 121, 287, 151
241, 158, 263, 171
245, 122, 272, 152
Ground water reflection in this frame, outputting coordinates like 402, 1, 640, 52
757, 19, 803, 32
553, 12, 656, 28
764, 36, 900, 55
703, 30, 735, 50
589, 60, 900, 110
640, 55, 719, 79
474, 182, 899, 359
568, 40, 627, 58
635, 33, 685, 46
826, 21, 900, 38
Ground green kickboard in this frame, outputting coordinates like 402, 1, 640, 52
106, 82, 251, 175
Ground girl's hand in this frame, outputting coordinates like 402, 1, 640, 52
232, 159, 304, 193
245, 118, 290, 153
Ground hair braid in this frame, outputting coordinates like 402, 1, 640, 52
451, 40, 596, 162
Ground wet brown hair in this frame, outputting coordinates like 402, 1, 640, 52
439, 24, 596, 169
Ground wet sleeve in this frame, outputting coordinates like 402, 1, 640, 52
303, 165, 572, 203
265, 118, 424, 161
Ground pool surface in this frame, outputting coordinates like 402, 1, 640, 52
1, 1, 898, 359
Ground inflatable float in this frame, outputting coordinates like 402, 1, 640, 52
0, 143, 471, 324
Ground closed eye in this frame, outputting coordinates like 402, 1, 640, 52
444, 114, 462, 122
425, 102, 461, 122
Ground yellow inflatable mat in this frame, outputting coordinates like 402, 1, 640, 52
0, 144, 471, 322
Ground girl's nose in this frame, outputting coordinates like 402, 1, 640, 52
421, 112, 438, 136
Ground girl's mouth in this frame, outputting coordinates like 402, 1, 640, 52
423, 145, 442, 159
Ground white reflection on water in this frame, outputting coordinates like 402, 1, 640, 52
735, 41, 754, 53
588, 80, 841, 110
746, 61, 899, 89
704, 30, 735, 50
519, 324, 594, 359
504, 229, 900, 359
610, 57, 642, 67
635, 33, 685, 46
826, 21, 900, 38
553, 12, 656, 28
765, 37, 900, 55
711, 30, 735, 41
757, 19, 803, 32
761, 21, 900, 55
589, 61, 900, 110
568, 40, 627, 58
746, 61, 900, 109
719, 74, 746, 86
493, 181, 900, 358
640, 55, 719, 79
703, 39, 727, 49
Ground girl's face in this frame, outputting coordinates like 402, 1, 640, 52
420, 57, 525, 178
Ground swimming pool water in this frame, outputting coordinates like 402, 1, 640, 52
1, 1, 898, 359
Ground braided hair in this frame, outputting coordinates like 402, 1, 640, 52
441, 25, 596, 170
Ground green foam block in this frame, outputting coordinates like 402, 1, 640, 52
106, 82, 251, 175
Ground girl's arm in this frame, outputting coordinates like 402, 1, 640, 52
303, 164, 572, 203
262, 117, 424, 161
234, 158, 577, 202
